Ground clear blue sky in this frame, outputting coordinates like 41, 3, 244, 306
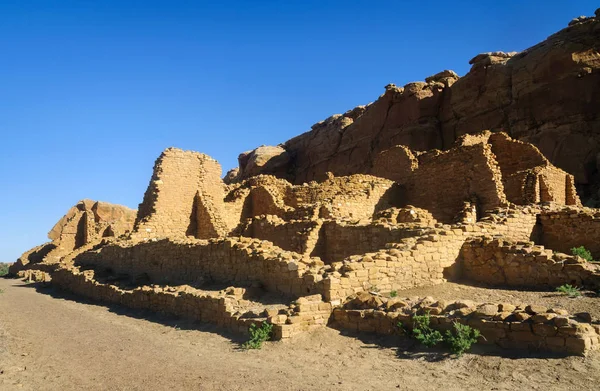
0, 1, 596, 262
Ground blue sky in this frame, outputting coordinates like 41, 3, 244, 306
0, 1, 597, 262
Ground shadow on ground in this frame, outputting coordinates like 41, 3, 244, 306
12, 280, 248, 345
6, 277, 580, 361
335, 327, 572, 361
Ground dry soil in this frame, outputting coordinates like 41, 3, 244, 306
1, 278, 599, 391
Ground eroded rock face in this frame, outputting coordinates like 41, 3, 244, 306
238, 14, 600, 201
9, 200, 136, 275
49, 199, 137, 252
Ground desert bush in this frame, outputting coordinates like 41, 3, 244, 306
556, 284, 581, 298
445, 322, 481, 356
571, 246, 594, 262
401, 313, 444, 347
0, 263, 9, 277
399, 313, 481, 355
242, 321, 273, 349
389, 290, 398, 298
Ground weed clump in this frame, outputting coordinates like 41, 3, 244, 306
556, 284, 581, 298
242, 321, 273, 350
399, 313, 481, 356
571, 246, 594, 262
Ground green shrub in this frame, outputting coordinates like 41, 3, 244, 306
242, 321, 273, 349
556, 284, 581, 298
0, 263, 9, 277
445, 322, 481, 356
389, 290, 398, 298
571, 246, 594, 262
407, 313, 444, 347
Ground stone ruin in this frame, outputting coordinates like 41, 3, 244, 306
10, 10, 600, 356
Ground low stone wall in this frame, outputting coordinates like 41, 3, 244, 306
476, 204, 540, 242
73, 237, 327, 299
52, 267, 333, 339
540, 207, 600, 259
331, 294, 600, 355
460, 237, 600, 288
323, 232, 466, 302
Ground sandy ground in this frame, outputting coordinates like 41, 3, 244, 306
1, 278, 600, 391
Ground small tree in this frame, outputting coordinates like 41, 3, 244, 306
445, 322, 481, 356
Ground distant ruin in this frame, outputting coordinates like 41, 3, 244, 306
10, 11, 600, 356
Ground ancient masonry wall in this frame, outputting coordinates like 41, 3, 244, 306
241, 216, 322, 255
246, 185, 293, 219
460, 236, 600, 288
322, 207, 542, 302
286, 175, 397, 221
489, 133, 580, 206
477, 205, 540, 242
322, 233, 465, 302
73, 237, 327, 298
331, 295, 600, 355
316, 221, 427, 264
403, 143, 507, 223
73, 204, 545, 306
134, 148, 232, 239
540, 207, 600, 259
52, 267, 333, 340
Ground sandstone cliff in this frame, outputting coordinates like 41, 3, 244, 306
235, 11, 600, 204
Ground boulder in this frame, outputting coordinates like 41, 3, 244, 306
238, 145, 290, 180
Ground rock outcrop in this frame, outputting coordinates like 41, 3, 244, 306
233, 14, 600, 203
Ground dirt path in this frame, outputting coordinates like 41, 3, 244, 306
1, 278, 599, 390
